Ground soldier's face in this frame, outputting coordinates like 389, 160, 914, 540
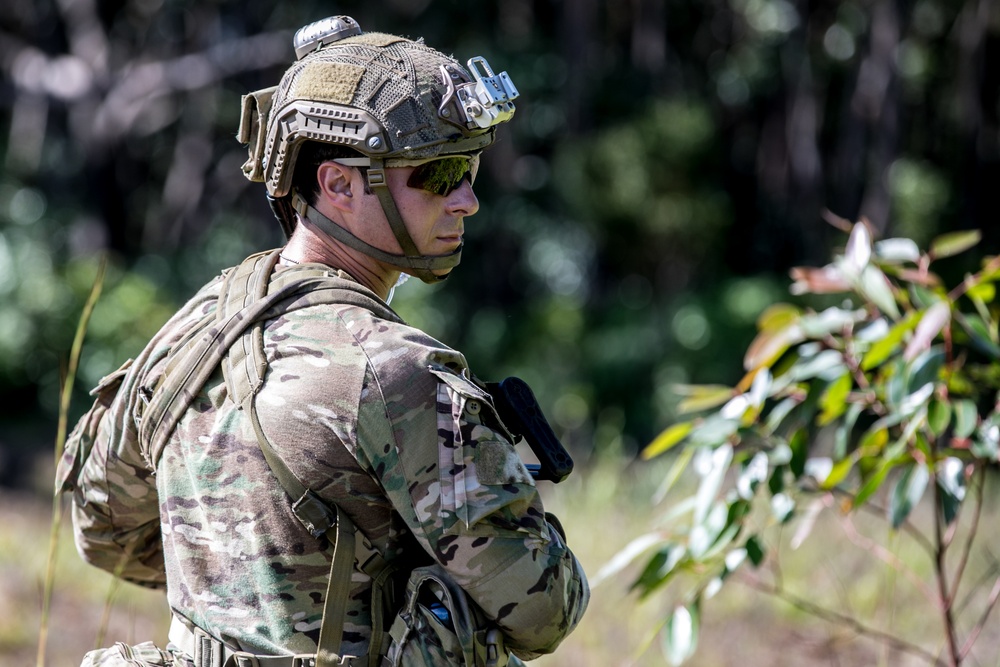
362, 166, 480, 277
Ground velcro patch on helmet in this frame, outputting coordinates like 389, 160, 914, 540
293, 62, 366, 105
348, 32, 410, 47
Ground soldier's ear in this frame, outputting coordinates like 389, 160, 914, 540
316, 161, 356, 212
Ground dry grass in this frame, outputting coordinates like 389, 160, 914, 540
5, 454, 999, 666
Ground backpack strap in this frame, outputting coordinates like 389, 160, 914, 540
139, 249, 402, 666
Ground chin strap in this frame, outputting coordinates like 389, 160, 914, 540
293, 197, 462, 284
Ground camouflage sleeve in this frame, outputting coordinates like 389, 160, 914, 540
59, 356, 166, 588
58, 276, 222, 588
356, 360, 589, 658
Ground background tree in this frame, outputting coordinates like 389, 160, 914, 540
1, 0, 997, 480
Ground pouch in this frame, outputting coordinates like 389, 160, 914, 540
80, 641, 173, 667
384, 564, 524, 667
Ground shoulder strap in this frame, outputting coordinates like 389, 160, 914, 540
138, 250, 399, 470
139, 249, 401, 665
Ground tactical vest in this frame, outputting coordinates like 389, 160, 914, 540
135, 249, 511, 667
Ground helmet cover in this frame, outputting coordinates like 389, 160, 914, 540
240, 24, 517, 198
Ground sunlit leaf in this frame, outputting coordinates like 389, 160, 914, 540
687, 415, 740, 446
744, 324, 804, 371
844, 222, 873, 276
861, 310, 919, 370
818, 372, 852, 425
724, 548, 747, 573
785, 349, 846, 383
764, 396, 802, 435
903, 302, 951, 362
937, 457, 966, 525
875, 238, 921, 263
771, 493, 795, 523
972, 415, 1000, 462
654, 446, 696, 504
694, 445, 734, 524
675, 385, 735, 414
821, 455, 855, 489
757, 303, 802, 332
790, 497, 825, 550
663, 604, 700, 666
804, 457, 833, 483
643, 422, 694, 459
889, 462, 929, 528
593, 532, 664, 586
737, 452, 769, 500
859, 264, 901, 319
798, 307, 865, 339
967, 281, 996, 304
789, 265, 850, 295
859, 424, 889, 453
929, 230, 981, 260
900, 382, 934, 417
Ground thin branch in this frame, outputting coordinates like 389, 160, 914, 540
947, 466, 986, 608
958, 575, 1000, 661
828, 486, 936, 557
738, 574, 944, 666
932, 472, 961, 667
837, 513, 939, 605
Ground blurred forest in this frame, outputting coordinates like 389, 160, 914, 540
1, 0, 999, 491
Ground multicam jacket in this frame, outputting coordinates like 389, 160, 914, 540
58, 256, 589, 661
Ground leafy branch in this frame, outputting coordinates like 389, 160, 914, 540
617, 222, 1000, 665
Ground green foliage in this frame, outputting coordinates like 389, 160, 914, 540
624, 223, 1000, 664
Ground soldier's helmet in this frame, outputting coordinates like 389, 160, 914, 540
237, 16, 519, 282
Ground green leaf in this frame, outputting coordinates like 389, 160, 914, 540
928, 398, 952, 437
745, 535, 766, 566
889, 462, 929, 528
663, 604, 700, 666
853, 464, 891, 508
860, 265, 901, 319
643, 422, 694, 459
789, 429, 808, 479
818, 372, 853, 425
834, 402, 864, 458
764, 396, 802, 435
955, 312, 1000, 359
937, 457, 966, 526
861, 311, 920, 370
821, 455, 855, 489
675, 385, 735, 414
632, 544, 687, 597
953, 399, 978, 439
930, 230, 982, 260
967, 281, 996, 304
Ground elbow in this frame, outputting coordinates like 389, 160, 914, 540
490, 549, 591, 658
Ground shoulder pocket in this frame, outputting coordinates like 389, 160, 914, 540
428, 367, 538, 536
55, 359, 133, 495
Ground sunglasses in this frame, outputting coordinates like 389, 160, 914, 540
404, 155, 480, 196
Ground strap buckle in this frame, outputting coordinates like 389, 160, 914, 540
230, 653, 261, 667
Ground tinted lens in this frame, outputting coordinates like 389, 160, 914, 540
407, 157, 477, 196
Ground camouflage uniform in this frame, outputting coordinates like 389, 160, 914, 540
60, 261, 589, 662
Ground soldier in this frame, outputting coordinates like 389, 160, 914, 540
57, 15, 589, 667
